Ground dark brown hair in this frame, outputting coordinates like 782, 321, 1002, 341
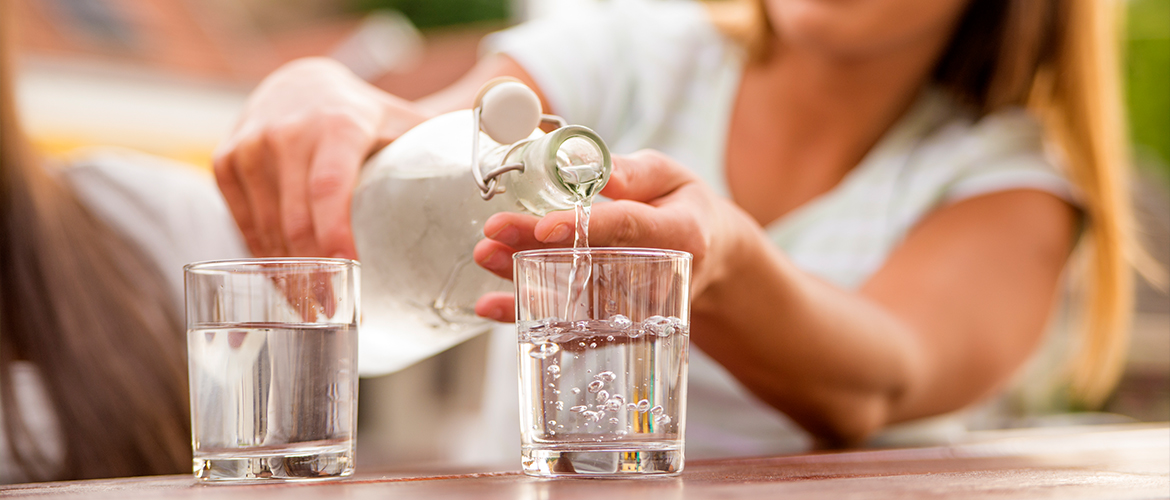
1, 1, 190, 480
705, 0, 1138, 408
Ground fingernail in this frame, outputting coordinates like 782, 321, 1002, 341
478, 249, 509, 270
541, 224, 571, 243
488, 224, 520, 246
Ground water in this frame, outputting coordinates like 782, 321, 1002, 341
187, 323, 358, 480
518, 315, 689, 475
558, 161, 600, 320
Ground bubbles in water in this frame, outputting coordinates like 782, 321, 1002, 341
571, 387, 581, 395
636, 399, 651, 412
650, 405, 664, 416
569, 405, 588, 413
654, 415, 672, 426
609, 314, 633, 331
587, 380, 604, 393
607, 335, 615, 341
626, 403, 637, 412
547, 365, 560, 376
596, 371, 616, 382
609, 417, 619, 424
555, 401, 564, 411
603, 395, 624, 412
596, 389, 609, 403
582, 410, 602, 422
578, 342, 586, 348
645, 315, 676, 337
528, 342, 560, 359
589, 342, 597, 348
547, 420, 556, 427
616, 430, 627, 436
670, 316, 688, 335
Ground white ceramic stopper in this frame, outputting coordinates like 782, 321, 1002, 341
478, 81, 542, 145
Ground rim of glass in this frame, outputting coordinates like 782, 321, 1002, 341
514, 247, 691, 262
184, 257, 358, 274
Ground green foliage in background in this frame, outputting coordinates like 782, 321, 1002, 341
349, 0, 509, 29
1126, 0, 1170, 181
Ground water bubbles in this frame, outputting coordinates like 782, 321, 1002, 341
546, 365, 560, 376
609, 417, 619, 424
603, 395, 625, 412
644, 315, 676, 337
595, 371, 616, 383
571, 387, 581, 395
636, 399, 651, 412
528, 342, 560, 359
607, 336, 615, 342
555, 401, 564, 411
626, 403, 637, 412
587, 380, 604, 393
547, 420, 557, 427
579, 342, 587, 348
654, 415, 672, 426
582, 410, 602, 422
609, 314, 633, 332
569, 405, 588, 413
670, 316, 689, 336
616, 430, 627, 436
596, 390, 609, 403
589, 342, 597, 348
650, 405, 664, 416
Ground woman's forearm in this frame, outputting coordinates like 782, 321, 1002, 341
691, 226, 926, 445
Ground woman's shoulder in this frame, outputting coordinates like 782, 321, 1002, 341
909, 89, 1077, 205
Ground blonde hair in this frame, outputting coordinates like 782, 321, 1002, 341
704, 0, 1142, 409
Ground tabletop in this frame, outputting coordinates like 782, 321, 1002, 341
2, 424, 1166, 499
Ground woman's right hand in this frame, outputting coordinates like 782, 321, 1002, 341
214, 57, 431, 259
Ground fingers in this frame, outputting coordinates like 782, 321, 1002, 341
601, 150, 698, 204
475, 291, 516, 323
473, 238, 517, 281
213, 147, 263, 257
270, 122, 319, 257
218, 134, 286, 257
307, 115, 369, 260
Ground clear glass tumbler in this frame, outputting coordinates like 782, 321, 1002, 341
184, 259, 359, 481
514, 248, 692, 477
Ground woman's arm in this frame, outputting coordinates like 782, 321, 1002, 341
474, 151, 1077, 445
213, 55, 545, 259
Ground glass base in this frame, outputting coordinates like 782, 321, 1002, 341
194, 442, 354, 481
522, 445, 682, 477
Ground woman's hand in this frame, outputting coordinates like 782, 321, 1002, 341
472, 150, 760, 321
213, 57, 431, 259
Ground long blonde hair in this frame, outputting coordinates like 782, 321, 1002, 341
705, 0, 1141, 409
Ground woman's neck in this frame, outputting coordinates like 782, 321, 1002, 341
724, 33, 952, 226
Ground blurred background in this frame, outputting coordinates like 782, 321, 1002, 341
10, 0, 1167, 463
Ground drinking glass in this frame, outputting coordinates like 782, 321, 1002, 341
184, 259, 359, 481
514, 248, 692, 477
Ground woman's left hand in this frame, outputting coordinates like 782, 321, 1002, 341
472, 150, 758, 322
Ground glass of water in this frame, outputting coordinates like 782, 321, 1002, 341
184, 259, 359, 481
514, 248, 692, 477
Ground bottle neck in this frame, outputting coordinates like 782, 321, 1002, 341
493, 125, 612, 216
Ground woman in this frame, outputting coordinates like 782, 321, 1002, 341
214, 0, 1136, 452
0, 4, 247, 480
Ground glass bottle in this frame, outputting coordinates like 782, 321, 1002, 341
351, 82, 611, 375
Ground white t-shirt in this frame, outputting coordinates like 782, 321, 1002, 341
477, 0, 1075, 459
0, 149, 248, 483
